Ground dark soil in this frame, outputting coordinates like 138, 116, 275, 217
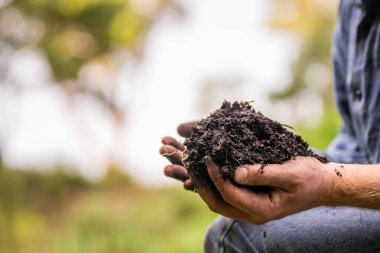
183, 101, 328, 186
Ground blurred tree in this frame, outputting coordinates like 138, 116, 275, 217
0, 0, 183, 116
269, 0, 338, 108
0, 3, 187, 248
268, 0, 341, 149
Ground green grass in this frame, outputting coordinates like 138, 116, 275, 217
0, 167, 217, 253
44, 187, 216, 253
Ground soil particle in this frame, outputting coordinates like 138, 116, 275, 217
335, 168, 343, 177
183, 101, 328, 186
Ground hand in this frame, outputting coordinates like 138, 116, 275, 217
198, 156, 331, 224
160, 121, 198, 190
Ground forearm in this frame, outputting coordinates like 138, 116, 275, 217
325, 162, 380, 209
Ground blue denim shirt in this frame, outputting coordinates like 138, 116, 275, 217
328, 0, 380, 164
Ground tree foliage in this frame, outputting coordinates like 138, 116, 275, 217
269, 0, 338, 107
268, 0, 341, 149
2, 0, 180, 80
0, 0, 181, 115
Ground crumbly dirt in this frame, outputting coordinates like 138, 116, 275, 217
183, 101, 328, 186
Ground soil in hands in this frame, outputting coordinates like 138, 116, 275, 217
183, 101, 328, 187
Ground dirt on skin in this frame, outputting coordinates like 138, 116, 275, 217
183, 101, 328, 187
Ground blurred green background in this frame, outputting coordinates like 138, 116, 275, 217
0, 0, 339, 252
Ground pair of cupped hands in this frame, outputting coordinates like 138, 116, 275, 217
160, 121, 332, 224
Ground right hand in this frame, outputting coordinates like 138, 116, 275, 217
160, 121, 198, 191
197, 156, 331, 224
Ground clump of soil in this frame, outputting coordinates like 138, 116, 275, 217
183, 101, 328, 186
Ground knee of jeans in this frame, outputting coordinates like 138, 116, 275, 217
204, 217, 233, 253
204, 218, 266, 253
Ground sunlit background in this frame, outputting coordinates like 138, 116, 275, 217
0, 0, 339, 252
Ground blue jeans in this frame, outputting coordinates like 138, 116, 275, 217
204, 207, 380, 252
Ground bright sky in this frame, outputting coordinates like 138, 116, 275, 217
1, 0, 304, 186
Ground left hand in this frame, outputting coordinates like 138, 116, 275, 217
159, 121, 199, 191
198, 156, 332, 224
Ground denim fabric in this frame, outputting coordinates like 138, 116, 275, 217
205, 207, 380, 253
204, 1, 380, 252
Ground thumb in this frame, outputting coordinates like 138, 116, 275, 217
234, 164, 292, 188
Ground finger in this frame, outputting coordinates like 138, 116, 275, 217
177, 121, 198, 138
184, 179, 195, 191
205, 158, 274, 217
234, 164, 294, 189
164, 164, 189, 181
197, 180, 253, 222
161, 136, 185, 151
159, 145, 184, 165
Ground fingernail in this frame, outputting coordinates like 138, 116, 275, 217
235, 167, 248, 183
163, 166, 172, 176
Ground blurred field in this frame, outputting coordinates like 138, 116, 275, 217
0, 166, 217, 253
0, 0, 340, 252
0, 110, 339, 253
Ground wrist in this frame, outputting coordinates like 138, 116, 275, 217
319, 162, 342, 206
313, 162, 380, 210
320, 162, 362, 207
